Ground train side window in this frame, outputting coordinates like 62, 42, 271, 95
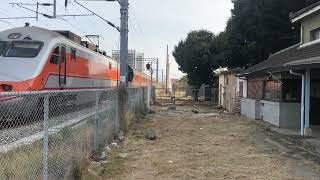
109, 63, 112, 70
61, 46, 66, 62
71, 47, 76, 60
50, 47, 60, 64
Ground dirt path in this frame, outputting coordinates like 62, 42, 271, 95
86, 106, 320, 180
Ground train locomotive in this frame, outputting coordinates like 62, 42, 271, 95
0, 26, 151, 121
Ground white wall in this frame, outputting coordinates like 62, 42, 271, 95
260, 100, 280, 126
218, 75, 225, 107
241, 98, 261, 119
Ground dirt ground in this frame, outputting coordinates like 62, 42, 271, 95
85, 105, 320, 180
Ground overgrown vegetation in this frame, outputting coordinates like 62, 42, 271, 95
173, 0, 319, 86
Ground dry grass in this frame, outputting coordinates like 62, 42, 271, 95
88, 106, 320, 180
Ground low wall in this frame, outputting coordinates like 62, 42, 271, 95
241, 98, 260, 119
260, 100, 280, 126
279, 103, 300, 129
242, 99, 301, 129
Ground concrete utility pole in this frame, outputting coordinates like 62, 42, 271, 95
53, 0, 57, 18
165, 45, 169, 93
156, 58, 159, 83
119, 0, 129, 85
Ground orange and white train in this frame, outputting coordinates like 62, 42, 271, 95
0, 26, 151, 93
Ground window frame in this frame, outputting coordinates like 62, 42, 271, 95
71, 47, 76, 60
50, 46, 60, 64
4, 40, 43, 58
0, 41, 9, 55
311, 27, 320, 41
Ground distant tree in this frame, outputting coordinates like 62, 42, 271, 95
173, 30, 216, 88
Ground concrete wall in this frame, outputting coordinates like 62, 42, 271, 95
260, 100, 280, 126
224, 74, 237, 112
242, 99, 301, 129
218, 75, 225, 107
279, 103, 301, 129
301, 12, 320, 43
241, 98, 260, 119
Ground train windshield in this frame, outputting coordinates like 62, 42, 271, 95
4, 41, 43, 58
0, 41, 8, 55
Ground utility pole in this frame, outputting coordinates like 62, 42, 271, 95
119, 0, 129, 85
53, 0, 57, 18
156, 58, 159, 83
162, 69, 164, 84
165, 45, 169, 93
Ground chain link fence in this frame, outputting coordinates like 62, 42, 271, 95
0, 87, 149, 180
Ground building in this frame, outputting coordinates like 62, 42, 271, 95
136, 53, 144, 72
111, 50, 136, 68
217, 68, 247, 113
240, 2, 320, 136
111, 50, 120, 62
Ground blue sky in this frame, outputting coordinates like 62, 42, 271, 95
0, 0, 233, 80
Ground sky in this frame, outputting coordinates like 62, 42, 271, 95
0, 0, 233, 80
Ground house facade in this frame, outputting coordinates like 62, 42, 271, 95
240, 2, 320, 136
218, 69, 247, 113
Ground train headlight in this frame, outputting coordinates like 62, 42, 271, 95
1, 84, 13, 92
8, 33, 22, 39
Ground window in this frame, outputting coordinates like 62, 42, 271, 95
71, 47, 76, 60
50, 47, 60, 64
0, 41, 8, 55
311, 28, 320, 41
109, 62, 112, 70
61, 46, 66, 62
4, 41, 43, 58
264, 80, 281, 101
247, 80, 264, 99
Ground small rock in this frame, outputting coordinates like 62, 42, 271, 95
99, 151, 107, 161
110, 142, 118, 148
104, 145, 112, 153
88, 161, 101, 170
168, 161, 173, 163
200, 128, 203, 130
146, 128, 157, 140
118, 130, 125, 142
148, 110, 156, 114
100, 160, 108, 165
119, 153, 128, 158
191, 110, 199, 113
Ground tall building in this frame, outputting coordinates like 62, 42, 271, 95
111, 50, 120, 62
112, 50, 146, 71
111, 50, 136, 68
136, 52, 144, 72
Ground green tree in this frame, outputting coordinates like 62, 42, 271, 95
173, 30, 217, 88
225, 0, 311, 68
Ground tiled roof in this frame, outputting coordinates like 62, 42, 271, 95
241, 41, 320, 75
290, 1, 320, 21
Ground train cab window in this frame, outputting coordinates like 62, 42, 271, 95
4, 41, 43, 58
50, 47, 60, 64
0, 41, 8, 55
71, 47, 76, 60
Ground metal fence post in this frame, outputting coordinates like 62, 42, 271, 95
94, 91, 99, 152
43, 94, 49, 180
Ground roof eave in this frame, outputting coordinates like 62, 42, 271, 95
291, 4, 320, 23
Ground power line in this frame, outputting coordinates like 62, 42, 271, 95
74, 0, 120, 32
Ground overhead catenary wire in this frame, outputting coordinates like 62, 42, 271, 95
74, 0, 120, 32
